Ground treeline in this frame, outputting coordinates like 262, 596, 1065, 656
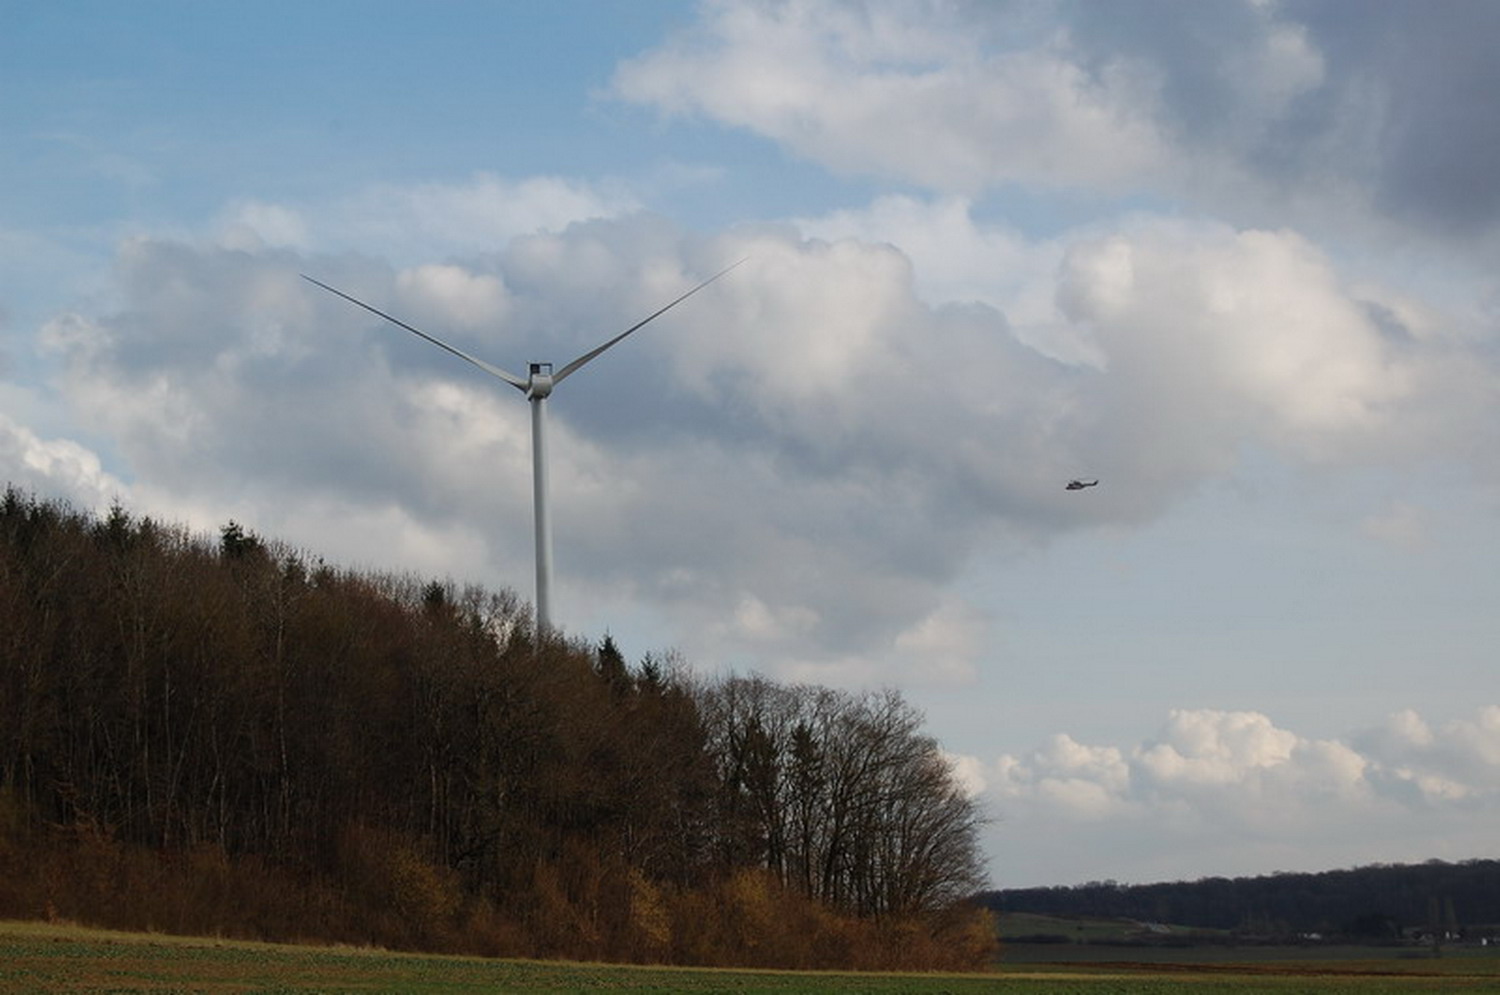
983, 859, 1500, 938
0, 487, 994, 969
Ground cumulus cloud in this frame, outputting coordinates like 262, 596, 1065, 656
616, 0, 1500, 247
330, 174, 641, 262
31, 192, 1497, 687
1356, 706, 1500, 803
31, 219, 1026, 683
613, 0, 1167, 194
1055, 219, 1431, 496
791, 195, 1085, 358
396, 264, 511, 331
892, 598, 988, 684
217, 201, 311, 253
943, 750, 989, 800
0, 409, 127, 512
981, 707, 1500, 886
995, 733, 1131, 821
215, 173, 641, 265
12, 4, 1498, 688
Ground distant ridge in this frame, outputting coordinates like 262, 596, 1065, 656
980, 859, 1500, 936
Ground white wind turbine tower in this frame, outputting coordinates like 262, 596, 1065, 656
302, 259, 742, 637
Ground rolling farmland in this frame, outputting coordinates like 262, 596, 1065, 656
5, 920, 1499, 993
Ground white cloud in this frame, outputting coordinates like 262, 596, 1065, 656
792, 195, 1091, 361
1054, 220, 1430, 504
28, 193, 1498, 691
1358, 706, 1500, 800
787, 200, 1490, 504
993, 734, 1131, 821
1063, 223, 1410, 444
892, 597, 987, 684
330, 174, 641, 262
210, 174, 641, 266
722, 592, 820, 644
983, 707, 1500, 886
943, 750, 988, 799
396, 264, 510, 331
1138, 709, 1298, 784
0, 410, 126, 512
217, 201, 311, 252
619, 0, 1500, 254
613, 0, 1166, 194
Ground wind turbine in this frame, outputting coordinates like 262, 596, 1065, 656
302, 259, 742, 636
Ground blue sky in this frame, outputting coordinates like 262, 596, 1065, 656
5, 0, 1500, 890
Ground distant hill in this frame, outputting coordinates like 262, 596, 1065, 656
980, 859, 1500, 938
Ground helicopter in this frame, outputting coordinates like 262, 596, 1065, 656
1065, 479, 1099, 491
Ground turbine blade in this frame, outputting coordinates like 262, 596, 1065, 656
301, 274, 528, 391
552, 257, 747, 385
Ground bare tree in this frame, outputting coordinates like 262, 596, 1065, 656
702, 678, 986, 920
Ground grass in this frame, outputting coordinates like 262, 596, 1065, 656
4, 919, 1500, 993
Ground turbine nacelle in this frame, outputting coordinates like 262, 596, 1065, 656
525, 363, 555, 400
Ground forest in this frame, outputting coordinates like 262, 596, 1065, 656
0, 487, 994, 970
984, 859, 1500, 940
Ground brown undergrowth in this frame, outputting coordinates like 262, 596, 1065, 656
0, 814, 996, 970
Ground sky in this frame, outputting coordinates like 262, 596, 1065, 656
3, 0, 1499, 891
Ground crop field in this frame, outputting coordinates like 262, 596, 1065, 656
4, 920, 1500, 993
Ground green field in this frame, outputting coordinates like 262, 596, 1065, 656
4, 919, 1500, 993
